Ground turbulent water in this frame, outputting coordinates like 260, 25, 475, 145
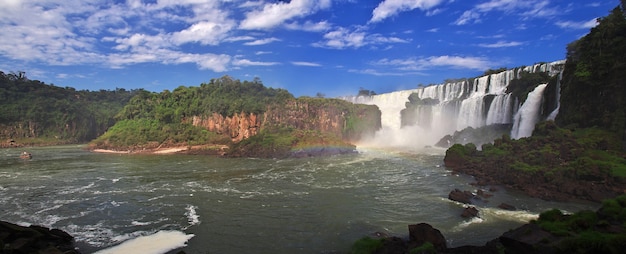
0, 145, 597, 253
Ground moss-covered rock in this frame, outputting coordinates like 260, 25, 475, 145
444, 121, 626, 202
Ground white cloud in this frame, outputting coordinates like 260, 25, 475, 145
373, 55, 491, 71
0, 0, 240, 72
239, 0, 332, 30
224, 36, 256, 43
370, 0, 445, 23
556, 18, 599, 29
313, 27, 409, 49
291, 61, 321, 67
233, 58, 280, 66
454, 10, 482, 25
349, 68, 417, 76
478, 40, 524, 48
171, 20, 236, 46
315, 27, 367, 49
455, 0, 559, 25
244, 37, 281, 46
284, 20, 331, 32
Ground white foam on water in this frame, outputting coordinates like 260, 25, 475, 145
452, 216, 484, 231
93, 230, 194, 254
131, 221, 152, 226
64, 222, 118, 247
185, 205, 200, 227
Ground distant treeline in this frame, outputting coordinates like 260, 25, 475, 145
0, 71, 139, 143
116, 75, 293, 122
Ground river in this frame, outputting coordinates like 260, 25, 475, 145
0, 145, 596, 253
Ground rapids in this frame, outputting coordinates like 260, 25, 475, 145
0, 145, 596, 253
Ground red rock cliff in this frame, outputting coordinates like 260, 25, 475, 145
189, 98, 380, 143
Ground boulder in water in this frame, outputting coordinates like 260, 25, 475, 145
498, 203, 517, 211
448, 188, 475, 204
461, 206, 480, 218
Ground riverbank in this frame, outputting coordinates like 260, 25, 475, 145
443, 122, 626, 203
354, 194, 626, 253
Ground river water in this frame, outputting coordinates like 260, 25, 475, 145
0, 145, 596, 253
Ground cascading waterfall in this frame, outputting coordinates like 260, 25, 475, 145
510, 84, 548, 139
343, 60, 565, 148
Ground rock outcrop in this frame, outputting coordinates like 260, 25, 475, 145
407, 223, 447, 252
189, 112, 260, 143
189, 98, 380, 143
0, 221, 80, 254
448, 189, 475, 204
367, 194, 626, 253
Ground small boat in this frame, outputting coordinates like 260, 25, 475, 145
20, 151, 32, 159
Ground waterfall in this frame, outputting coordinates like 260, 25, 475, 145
342, 60, 565, 147
486, 94, 513, 125
546, 70, 563, 120
510, 84, 548, 139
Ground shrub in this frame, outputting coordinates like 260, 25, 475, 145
351, 237, 383, 254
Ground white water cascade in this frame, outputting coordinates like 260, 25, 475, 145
343, 60, 565, 148
510, 84, 548, 139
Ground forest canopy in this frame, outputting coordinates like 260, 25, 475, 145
0, 71, 139, 143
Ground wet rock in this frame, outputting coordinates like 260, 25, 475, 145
407, 223, 447, 252
498, 203, 517, 211
461, 206, 479, 218
0, 221, 80, 254
448, 189, 475, 204
375, 236, 408, 254
476, 189, 493, 198
498, 223, 557, 254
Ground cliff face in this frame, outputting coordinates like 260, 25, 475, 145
189, 112, 260, 143
189, 98, 381, 143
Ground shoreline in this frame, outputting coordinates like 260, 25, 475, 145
91, 146, 189, 154
90, 145, 228, 155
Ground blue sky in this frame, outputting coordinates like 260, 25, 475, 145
0, 0, 617, 97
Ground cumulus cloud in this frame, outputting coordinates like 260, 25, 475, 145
240, 0, 332, 30
0, 0, 242, 72
171, 20, 236, 46
370, 0, 445, 23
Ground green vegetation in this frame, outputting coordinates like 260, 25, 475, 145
89, 119, 228, 150
506, 71, 552, 104
477, 121, 624, 178
532, 195, 626, 253
557, 3, 626, 141
115, 76, 293, 122
400, 93, 440, 127
409, 242, 436, 254
483, 67, 508, 76
357, 88, 377, 97
350, 237, 384, 254
0, 71, 138, 145
92, 76, 380, 154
